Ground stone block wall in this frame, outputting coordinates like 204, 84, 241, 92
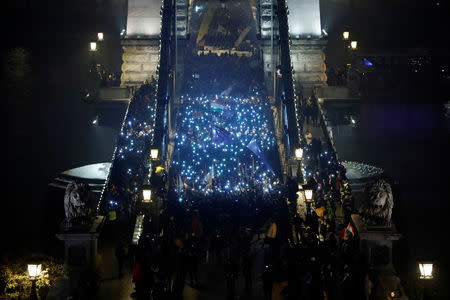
290, 39, 327, 95
120, 39, 160, 87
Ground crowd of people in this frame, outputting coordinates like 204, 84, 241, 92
196, 0, 256, 52
183, 52, 264, 97
99, 69, 121, 87
123, 172, 360, 300
171, 93, 279, 200
94, 3, 368, 296
326, 67, 347, 86
102, 79, 160, 217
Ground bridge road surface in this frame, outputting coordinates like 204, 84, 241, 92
96, 219, 268, 300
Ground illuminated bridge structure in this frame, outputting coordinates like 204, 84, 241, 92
93, 0, 335, 215
49, 1, 407, 296
86, 0, 337, 210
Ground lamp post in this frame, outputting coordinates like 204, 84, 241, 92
342, 31, 350, 40
295, 148, 304, 182
28, 264, 41, 300
295, 148, 303, 160
142, 184, 152, 203
418, 260, 433, 300
89, 42, 97, 52
150, 148, 159, 160
89, 42, 98, 73
304, 187, 314, 214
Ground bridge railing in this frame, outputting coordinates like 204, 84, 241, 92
96, 0, 171, 214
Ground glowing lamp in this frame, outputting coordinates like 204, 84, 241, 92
150, 149, 159, 160
343, 31, 349, 40
90, 42, 97, 51
295, 148, 303, 160
304, 189, 313, 202
97, 32, 104, 41
350, 41, 358, 50
418, 261, 433, 279
28, 264, 42, 279
142, 185, 152, 203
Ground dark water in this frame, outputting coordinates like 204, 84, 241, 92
326, 100, 450, 299
2, 0, 125, 256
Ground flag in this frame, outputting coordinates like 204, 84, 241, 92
155, 166, 165, 174
247, 138, 262, 157
211, 126, 233, 144
247, 138, 274, 174
345, 222, 355, 237
315, 206, 325, 218
211, 101, 226, 112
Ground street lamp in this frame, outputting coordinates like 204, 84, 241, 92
142, 185, 152, 203
350, 41, 358, 50
28, 264, 41, 300
418, 261, 433, 279
28, 264, 42, 279
97, 32, 104, 41
89, 42, 97, 52
418, 260, 433, 300
150, 148, 159, 160
343, 31, 350, 40
295, 148, 303, 160
304, 189, 313, 203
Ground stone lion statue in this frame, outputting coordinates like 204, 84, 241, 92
64, 180, 93, 220
360, 179, 393, 226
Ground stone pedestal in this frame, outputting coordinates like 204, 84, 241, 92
351, 214, 401, 271
289, 38, 327, 96
120, 38, 160, 87
56, 216, 105, 270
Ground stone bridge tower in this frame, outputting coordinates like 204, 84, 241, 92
285, 0, 327, 96
120, 0, 164, 87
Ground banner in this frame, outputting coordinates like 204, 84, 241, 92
247, 138, 274, 174
211, 102, 226, 112
211, 126, 233, 144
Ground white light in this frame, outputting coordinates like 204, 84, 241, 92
97, 32, 104, 41
28, 264, 42, 278
351, 41, 358, 50
90, 42, 97, 51
304, 189, 313, 201
343, 31, 350, 40
295, 148, 303, 160
142, 189, 152, 202
150, 149, 159, 160
418, 262, 433, 279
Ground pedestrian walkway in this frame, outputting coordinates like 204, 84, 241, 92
96, 220, 136, 300
95, 223, 276, 300
182, 236, 267, 300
